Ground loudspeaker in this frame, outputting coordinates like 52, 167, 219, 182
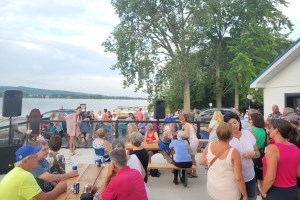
154, 100, 165, 119
2, 90, 23, 117
0, 144, 22, 174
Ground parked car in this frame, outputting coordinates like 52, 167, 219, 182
200, 108, 232, 122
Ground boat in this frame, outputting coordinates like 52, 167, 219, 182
113, 106, 148, 118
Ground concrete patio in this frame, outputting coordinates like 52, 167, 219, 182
0, 148, 263, 200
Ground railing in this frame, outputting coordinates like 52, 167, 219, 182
0, 117, 209, 147
0, 118, 28, 145
40, 119, 209, 148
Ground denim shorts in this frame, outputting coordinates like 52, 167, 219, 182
245, 177, 256, 199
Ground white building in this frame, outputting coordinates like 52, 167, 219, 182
250, 38, 300, 118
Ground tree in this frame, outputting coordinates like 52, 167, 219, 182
102, 0, 210, 112
228, 23, 292, 109
203, 0, 292, 108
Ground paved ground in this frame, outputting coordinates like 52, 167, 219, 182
62, 149, 212, 200
0, 148, 262, 200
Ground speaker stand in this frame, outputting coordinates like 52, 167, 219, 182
8, 117, 13, 145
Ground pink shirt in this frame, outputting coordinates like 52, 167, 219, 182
263, 142, 300, 187
137, 110, 143, 121
101, 166, 147, 200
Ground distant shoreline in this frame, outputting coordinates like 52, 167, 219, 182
0, 86, 148, 100
18, 97, 148, 100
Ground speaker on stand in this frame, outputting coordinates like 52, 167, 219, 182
0, 90, 23, 173
2, 90, 23, 145
153, 100, 165, 133
154, 99, 165, 119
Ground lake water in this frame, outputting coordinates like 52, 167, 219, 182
0, 98, 149, 117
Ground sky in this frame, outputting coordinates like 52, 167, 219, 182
0, 0, 299, 98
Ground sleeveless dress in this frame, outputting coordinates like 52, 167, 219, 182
65, 113, 81, 137
187, 123, 199, 155
206, 143, 240, 200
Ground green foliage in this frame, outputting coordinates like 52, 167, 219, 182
103, 0, 211, 111
227, 24, 292, 106
103, 0, 294, 111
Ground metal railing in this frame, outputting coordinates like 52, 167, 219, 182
0, 118, 209, 148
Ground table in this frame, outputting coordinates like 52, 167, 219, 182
56, 164, 108, 200
198, 139, 209, 144
125, 142, 159, 151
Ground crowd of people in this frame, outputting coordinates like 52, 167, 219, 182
200, 105, 300, 200
0, 104, 300, 200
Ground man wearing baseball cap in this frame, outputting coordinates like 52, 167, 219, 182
30, 140, 78, 192
0, 145, 67, 200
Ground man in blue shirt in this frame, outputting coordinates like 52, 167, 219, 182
31, 140, 78, 192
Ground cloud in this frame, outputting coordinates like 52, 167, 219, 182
0, 0, 147, 97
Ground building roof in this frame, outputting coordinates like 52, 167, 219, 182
250, 37, 300, 88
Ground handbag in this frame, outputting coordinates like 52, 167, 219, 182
80, 193, 94, 200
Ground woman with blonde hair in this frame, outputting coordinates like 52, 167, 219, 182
203, 111, 224, 142
92, 128, 112, 163
200, 122, 247, 200
127, 123, 138, 143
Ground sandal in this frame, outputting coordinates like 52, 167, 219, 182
188, 174, 198, 178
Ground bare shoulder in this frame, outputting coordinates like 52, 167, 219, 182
266, 144, 279, 155
230, 148, 240, 157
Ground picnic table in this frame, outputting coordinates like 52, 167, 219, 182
56, 164, 108, 200
198, 139, 209, 145
125, 142, 159, 151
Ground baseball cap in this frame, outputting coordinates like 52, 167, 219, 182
15, 145, 42, 162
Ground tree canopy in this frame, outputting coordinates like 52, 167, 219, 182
103, 0, 293, 112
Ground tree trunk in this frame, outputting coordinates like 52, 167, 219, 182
183, 77, 190, 113
215, 38, 223, 108
216, 62, 222, 108
234, 83, 239, 109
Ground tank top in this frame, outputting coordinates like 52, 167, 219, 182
92, 139, 110, 162
145, 131, 156, 142
206, 143, 240, 200
263, 142, 300, 187
187, 123, 197, 140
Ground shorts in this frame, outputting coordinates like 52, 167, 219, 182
245, 177, 256, 199
266, 185, 298, 200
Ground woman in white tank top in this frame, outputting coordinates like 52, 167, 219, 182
180, 113, 199, 177
200, 122, 248, 200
